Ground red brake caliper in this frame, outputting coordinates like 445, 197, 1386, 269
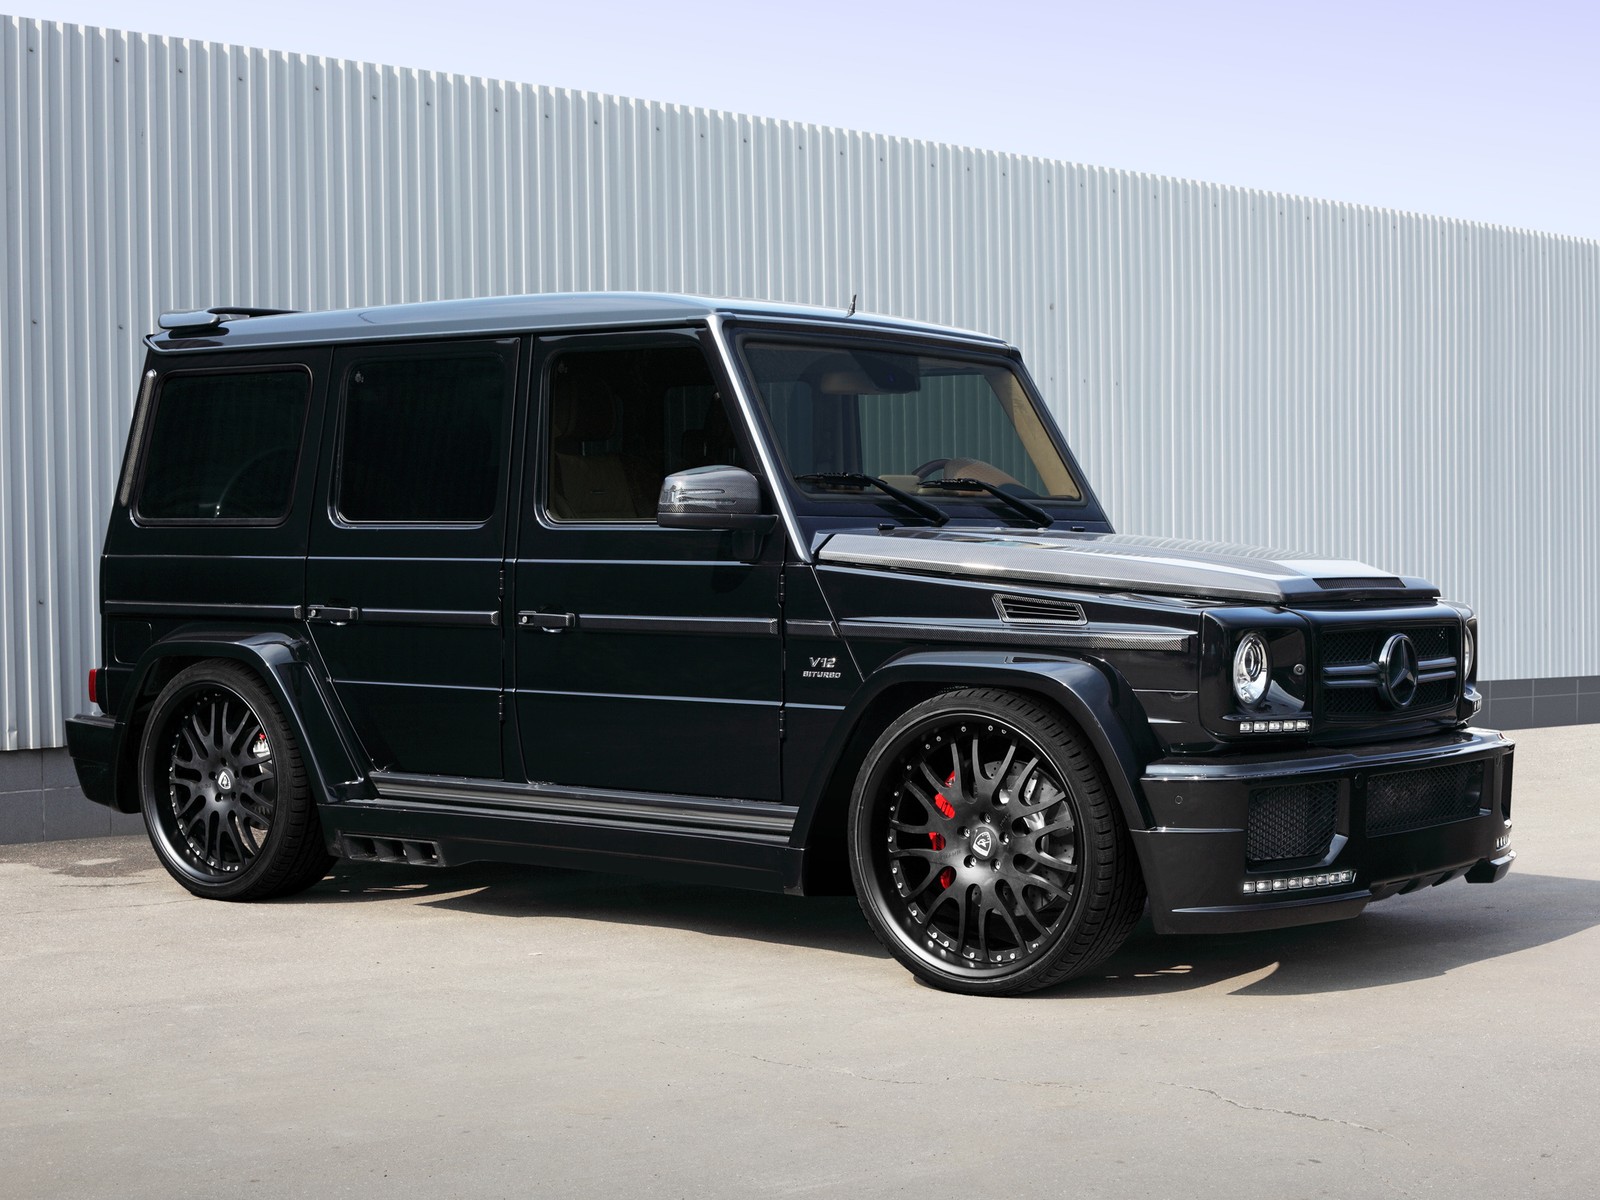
929, 771, 957, 889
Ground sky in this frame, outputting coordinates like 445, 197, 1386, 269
16, 0, 1600, 240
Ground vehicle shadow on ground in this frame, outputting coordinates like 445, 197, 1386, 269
298, 857, 1600, 990
302, 858, 884, 958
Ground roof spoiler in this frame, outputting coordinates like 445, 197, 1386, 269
157, 306, 298, 332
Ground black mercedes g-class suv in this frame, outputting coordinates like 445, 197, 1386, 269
66, 293, 1514, 995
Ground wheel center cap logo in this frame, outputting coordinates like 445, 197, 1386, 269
1379, 633, 1420, 709
971, 828, 996, 858
216, 769, 234, 792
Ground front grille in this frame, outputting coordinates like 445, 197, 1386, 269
1317, 622, 1460, 723
1322, 677, 1457, 716
1323, 630, 1381, 666
1247, 782, 1338, 865
1366, 762, 1484, 836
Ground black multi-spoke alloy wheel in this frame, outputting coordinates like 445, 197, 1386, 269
849, 689, 1145, 995
139, 660, 333, 900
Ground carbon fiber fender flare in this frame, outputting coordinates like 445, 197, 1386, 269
790, 648, 1161, 858
118, 629, 368, 812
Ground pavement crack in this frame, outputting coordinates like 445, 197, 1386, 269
2, 898, 192, 917
656, 1041, 1087, 1092
1172, 1084, 1408, 1143
695, 1044, 926, 1086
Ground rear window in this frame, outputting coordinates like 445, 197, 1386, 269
136, 369, 310, 521
336, 353, 509, 524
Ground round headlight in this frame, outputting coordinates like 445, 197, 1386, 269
1463, 627, 1475, 679
1233, 632, 1270, 706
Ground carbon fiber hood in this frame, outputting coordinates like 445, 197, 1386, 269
815, 528, 1439, 605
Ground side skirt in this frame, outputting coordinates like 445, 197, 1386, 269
322, 772, 803, 893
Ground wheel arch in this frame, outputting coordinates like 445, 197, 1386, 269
791, 650, 1160, 895
115, 629, 364, 815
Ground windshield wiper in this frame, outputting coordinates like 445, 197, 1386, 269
919, 478, 1054, 528
795, 472, 950, 526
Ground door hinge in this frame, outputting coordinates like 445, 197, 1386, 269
778, 708, 786, 741
497, 693, 505, 723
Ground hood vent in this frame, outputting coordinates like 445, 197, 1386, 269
1314, 576, 1406, 591
993, 594, 1087, 626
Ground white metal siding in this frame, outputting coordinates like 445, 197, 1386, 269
2, 16, 1597, 749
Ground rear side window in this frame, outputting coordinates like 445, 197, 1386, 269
337, 353, 509, 524
137, 369, 309, 521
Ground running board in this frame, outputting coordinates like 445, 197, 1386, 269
366, 771, 798, 844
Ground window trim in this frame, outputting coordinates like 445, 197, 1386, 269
130, 363, 314, 528
536, 329, 751, 530
330, 343, 517, 530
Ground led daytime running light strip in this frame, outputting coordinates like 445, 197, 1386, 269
1242, 870, 1355, 894
1239, 718, 1312, 733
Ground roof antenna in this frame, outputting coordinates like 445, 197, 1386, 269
846, 293, 857, 317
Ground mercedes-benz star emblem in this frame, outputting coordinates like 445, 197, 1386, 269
1379, 633, 1420, 709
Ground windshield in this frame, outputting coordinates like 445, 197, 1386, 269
740, 337, 1082, 503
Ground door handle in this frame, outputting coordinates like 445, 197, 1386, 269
516, 611, 575, 632
306, 605, 360, 625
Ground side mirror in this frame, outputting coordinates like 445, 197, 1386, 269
657, 466, 776, 532
658, 466, 776, 562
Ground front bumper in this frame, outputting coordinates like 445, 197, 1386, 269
1134, 728, 1514, 935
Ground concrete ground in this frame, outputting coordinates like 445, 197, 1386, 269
2, 727, 1596, 1199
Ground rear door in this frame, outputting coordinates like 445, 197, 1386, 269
305, 338, 520, 779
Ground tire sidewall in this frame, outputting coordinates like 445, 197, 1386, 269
847, 690, 1114, 996
138, 662, 301, 899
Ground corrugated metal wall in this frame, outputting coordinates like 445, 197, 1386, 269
2, 15, 1597, 750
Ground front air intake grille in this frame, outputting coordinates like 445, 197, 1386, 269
1323, 630, 1381, 666
1366, 762, 1484, 836
1247, 782, 1339, 865
1318, 623, 1460, 722
993, 594, 1087, 626
1322, 678, 1458, 716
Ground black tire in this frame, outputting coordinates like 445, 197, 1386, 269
847, 688, 1145, 995
138, 660, 333, 900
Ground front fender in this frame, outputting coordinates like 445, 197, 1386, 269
791, 648, 1161, 858
119, 629, 368, 812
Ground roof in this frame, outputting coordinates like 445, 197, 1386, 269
146, 292, 1011, 354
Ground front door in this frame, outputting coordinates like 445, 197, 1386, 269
510, 329, 784, 801
305, 337, 520, 779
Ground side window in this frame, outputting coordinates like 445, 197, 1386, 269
337, 353, 510, 524
546, 343, 741, 522
137, 368, 309, 522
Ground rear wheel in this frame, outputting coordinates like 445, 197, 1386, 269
848, 688, 1145, 995
138, 660, 333, 900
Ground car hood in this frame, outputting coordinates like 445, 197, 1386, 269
815, 528, 1439, 605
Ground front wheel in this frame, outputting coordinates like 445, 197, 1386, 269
848, 689, 1145, 995
138, 660, 333, 900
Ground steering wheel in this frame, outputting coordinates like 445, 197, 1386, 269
912, 457, 1025, 489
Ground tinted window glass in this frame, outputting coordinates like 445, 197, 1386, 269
137, 369, 308, 521
338, 354, 509, 523
546, 344, 736, 522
